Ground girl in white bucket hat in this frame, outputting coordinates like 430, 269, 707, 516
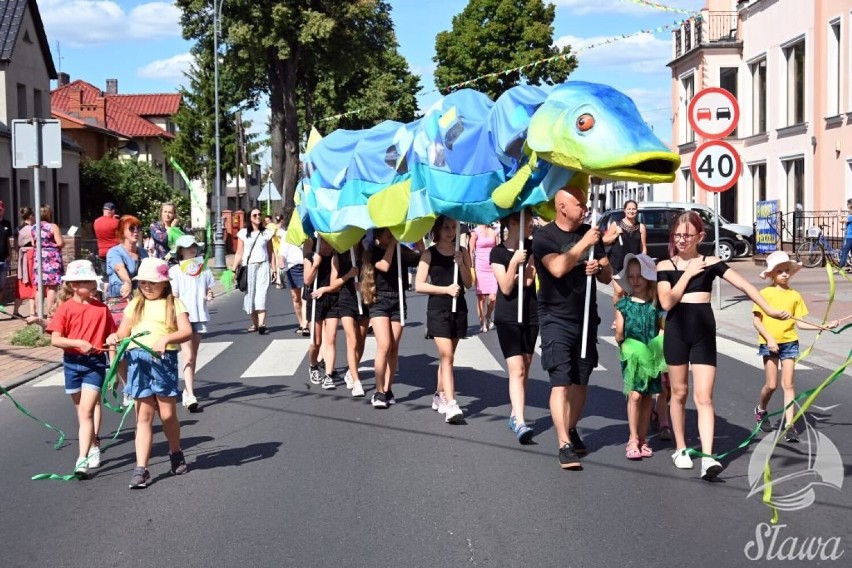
107, 257, 193, 488
613, 254, 666, 461
45, 260, 116, 478
752, 251, 837, 442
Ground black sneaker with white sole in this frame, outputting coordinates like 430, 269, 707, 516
371, 392, 389, 409
558, 443, 582, 470
128, 467, 151, 489
568, 428, 588, 456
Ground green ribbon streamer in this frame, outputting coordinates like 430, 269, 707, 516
683, 262, 850, 523
0, 384, 66, 450
31, 333, 154, 481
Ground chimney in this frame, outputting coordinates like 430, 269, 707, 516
106, 79, 118, 95
57, 72, 70, 86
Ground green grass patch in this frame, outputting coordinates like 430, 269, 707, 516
10, 325, 52, 348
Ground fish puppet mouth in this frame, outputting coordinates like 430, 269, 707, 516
589, 151, 681, 183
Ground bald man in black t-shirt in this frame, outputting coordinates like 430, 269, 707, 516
532, 184, 612, 471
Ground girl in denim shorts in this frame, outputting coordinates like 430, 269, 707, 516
752, 251, 838, 441
107, 257, 192, 489
46, 260, 116, 479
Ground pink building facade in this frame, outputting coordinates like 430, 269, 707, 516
669, 0, 852, 226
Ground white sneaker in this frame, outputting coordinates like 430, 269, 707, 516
122, 393, 132, 408
86, 445, 101, 468
351, 382, 365, 397
321, 375, 336, 390
700, 457, 723, 480
444, 401, 464, 424
431, 392, 447, 413
74, 458, 89, 479
343, 370, 354, 389
182, 391, 199, 411
671, 448, 694, 469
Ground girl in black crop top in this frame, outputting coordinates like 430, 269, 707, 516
655, 211, 790, 482
415, 216, 472, 424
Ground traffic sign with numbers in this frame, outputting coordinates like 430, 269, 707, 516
690, 140, 741, 193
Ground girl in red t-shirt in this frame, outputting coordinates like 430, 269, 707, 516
45, 260, 116, 479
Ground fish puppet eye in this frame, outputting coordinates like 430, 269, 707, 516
576, 113, 595, 132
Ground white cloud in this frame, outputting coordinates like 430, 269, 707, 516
550, 0, 704, 17
556, 33, 672, 74
138, 52, 193, 82
39, 1, 181, 46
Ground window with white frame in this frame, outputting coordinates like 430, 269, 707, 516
784, 40, 805, 125
783, 157, 805, 211
681, 74, 695, 144
828, 19, 841, 117
750, 59, 767, 134
681, 169, 696, 202
750, 163, 767, 202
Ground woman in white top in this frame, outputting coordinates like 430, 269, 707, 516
277, 221, 308, 334
231, 208, 275, 334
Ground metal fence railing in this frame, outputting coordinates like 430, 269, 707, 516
779, 210, 847, 252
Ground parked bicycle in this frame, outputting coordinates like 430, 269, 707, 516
795, 225, 852, 268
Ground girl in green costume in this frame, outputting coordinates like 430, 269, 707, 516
613, 254, 666, 461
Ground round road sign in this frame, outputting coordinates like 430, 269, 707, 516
690, 140, 741, 193
687, 87, 739, 140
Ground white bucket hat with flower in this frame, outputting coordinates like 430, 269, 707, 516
133, 257, 171, 282
62, 260, 100, 282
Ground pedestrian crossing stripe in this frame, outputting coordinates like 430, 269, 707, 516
242, 339, 308, 378
193, 342, 233, 373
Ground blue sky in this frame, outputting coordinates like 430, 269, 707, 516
37, 0, 706, 146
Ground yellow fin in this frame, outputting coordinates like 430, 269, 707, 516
306, 127, 323, 153
284, 210, 309, 246
367, 179, 412, 227
533, 199, 556, 222
493, 150, 537, 209
389, 215, 435, 243
319, 228, 366, 253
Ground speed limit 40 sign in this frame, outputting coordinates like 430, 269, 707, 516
690, 140, 741, 193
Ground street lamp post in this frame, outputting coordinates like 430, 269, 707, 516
212, 0, 226, 269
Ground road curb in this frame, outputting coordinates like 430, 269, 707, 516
1, 361, 63, 392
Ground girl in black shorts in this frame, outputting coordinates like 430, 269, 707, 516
360, 229, 421, 409
415, 216, 472, 424
656, 211, 790, 481
303, 238, 342, 391
336, 245, 368, 398
490, 209, 538, 443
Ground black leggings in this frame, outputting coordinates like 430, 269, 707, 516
664, 303, 717, 366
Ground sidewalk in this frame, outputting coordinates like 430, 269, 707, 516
0, 255, 235, 391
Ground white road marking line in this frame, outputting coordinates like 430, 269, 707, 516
193, 341, 233, 372
357, 336, 377, 372
455, 335, 504, 371
32, 371, 65, 387
242, 339, 308, 378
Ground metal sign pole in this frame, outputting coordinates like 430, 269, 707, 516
715, 192, 721, 309
32, 121, 44, 324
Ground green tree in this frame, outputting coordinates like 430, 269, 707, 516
165, 47, 262, 205
79, 152, 190, 227
434, 0, 577, 100
175, 0, 419, 215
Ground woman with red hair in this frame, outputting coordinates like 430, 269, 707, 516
105, 215, 148, 326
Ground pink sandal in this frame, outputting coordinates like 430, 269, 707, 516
626, 439, 642, 460
638, 439, 653, 458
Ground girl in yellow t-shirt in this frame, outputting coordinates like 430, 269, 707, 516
752, 251, 838, 442
107, 257, 192, 489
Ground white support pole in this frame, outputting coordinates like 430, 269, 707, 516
714, 192, 722, 310
396, 242, 405, 326
517, 209, 524, 324
351, 248, 363, 316
451, 223, 461, 313
581, 190, 598, 359
310, 235, 321, 343
33, 164, 43, 324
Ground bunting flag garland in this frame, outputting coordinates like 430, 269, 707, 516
619, 0, 697, 15
316, 15, 701, 126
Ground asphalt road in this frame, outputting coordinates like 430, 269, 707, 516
1, 285, 850, 567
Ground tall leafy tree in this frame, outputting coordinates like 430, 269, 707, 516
434, 0, 577, 100
175, 0, 419, 215
165, 47, 262, 206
